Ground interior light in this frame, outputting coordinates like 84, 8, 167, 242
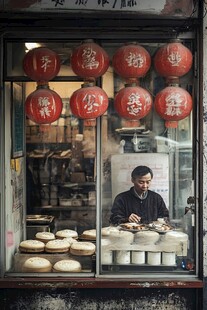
25, 43, 41, 50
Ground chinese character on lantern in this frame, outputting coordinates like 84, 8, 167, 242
165, 92, 186, 117
82, 47, 99, 70
126, 52, 144, 69
83, 93, 100, 114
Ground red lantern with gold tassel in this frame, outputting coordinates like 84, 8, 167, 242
114, 84, 153, 120
23, 47, 61, 82
70, 83, 108, 119
154, 40, 193, 80
71, 40, 110, 79
25, 83, 63, 124
154, 85, 192, 128
112, 43, 151, 82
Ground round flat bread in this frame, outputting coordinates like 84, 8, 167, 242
35, 232, 55, 243
80, 229, 96, 240
70, 241, 96, 256
53, 259, 82, 272
45, 239, 70, 253
23, 257, 52, 272
55, 229, 78, 239
19, 240, 45, 253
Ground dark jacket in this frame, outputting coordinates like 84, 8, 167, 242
110, 187, 169, 225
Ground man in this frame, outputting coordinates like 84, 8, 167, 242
110, 165, 169, 225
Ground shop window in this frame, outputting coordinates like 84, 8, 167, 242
4, 39, 197, 278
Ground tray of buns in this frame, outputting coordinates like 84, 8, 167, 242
119, 223, 149, 232
148, 222, 173, 233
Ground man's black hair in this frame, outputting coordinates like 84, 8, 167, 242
131, 166, 153, 179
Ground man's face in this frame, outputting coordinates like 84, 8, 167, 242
132, 173, 152, 195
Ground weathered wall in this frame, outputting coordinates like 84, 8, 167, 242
0, 288, 199, 310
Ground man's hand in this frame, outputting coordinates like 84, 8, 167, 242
128, 213, 141, 223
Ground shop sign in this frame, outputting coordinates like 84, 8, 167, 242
1, 0, 196, 17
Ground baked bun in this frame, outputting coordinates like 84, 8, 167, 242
19, 240, 45, 253
63, 237, 78, 246
53, 259, 82, 272
45, 239, 70, 253
80, 229, 96, 240
23, 257, 52, 272
55, 229, 78, 239
35, 232, 55, 243
70, 241, 96, 256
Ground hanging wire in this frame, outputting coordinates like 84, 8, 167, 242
174, 0, 200, 38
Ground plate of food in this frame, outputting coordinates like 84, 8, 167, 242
148, 222, 173, 233
119, 222, 149, 232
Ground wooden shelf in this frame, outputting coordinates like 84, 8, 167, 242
33, 205, 96, 211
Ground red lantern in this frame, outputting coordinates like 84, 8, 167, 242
154, 86, 192, 128
70, 84, 108, 119
154, 40, 193, 79
112, 43, 151, 80
25, 84, 63, 124
114, 85, 153, 120
71, 40, 110, 79
23, 47, 61, 82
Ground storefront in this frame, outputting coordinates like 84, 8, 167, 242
0, 0, 205, 309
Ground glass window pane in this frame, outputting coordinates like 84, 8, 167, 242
100, 41, 195, 276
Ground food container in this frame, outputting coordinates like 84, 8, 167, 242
162, 252, 176, 266
101, 250, 113, 264
115, 250, 131, 264
101, 239, 113, 264
147, 251, 161, 266
131, 251, 145, 264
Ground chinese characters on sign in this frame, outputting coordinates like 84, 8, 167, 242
5, 0, 195, 16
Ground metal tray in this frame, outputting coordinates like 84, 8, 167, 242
119, 223, 149, 232
26, 215, 55, 224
